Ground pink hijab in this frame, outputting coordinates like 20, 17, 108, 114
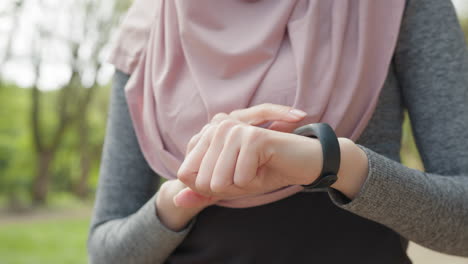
110, 0, 405, 208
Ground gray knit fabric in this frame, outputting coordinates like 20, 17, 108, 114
87, 71, 191, 263
88, 0, 468, 263
328, 0, 468, 256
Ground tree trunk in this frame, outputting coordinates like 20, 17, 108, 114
32, 150, 53, 205
74, 126, 91, 199
74, 158, 91, 198
29, 70, 75, 206
73, 86, 95, 199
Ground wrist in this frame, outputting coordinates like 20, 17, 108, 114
267, 131, 323, 186
156, 181, 205, 231
330, 138, 369, 199
296, 136, 323, 186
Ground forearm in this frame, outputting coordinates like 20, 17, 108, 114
156, 180, 205, 231
329, 0, 468, 256
88, 192, 193, 264
88, 70, 196, 263
329, 147, 468, 256
329, 138, 369, 200
350, 0, 468, 256
302, 136, 468, 256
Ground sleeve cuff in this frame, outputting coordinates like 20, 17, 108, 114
136, 192, 195, 240
88, 192, 196, 263
123, 192, 195, 262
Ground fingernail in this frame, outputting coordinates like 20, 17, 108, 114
289, 109, 307, 118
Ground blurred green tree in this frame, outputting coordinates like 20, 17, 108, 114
0, 0, 131, 207
29, 0, 131, 205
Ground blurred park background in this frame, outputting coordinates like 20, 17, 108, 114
0, 0, 467, 263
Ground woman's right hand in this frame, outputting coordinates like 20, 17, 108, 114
156, 179, 217, 231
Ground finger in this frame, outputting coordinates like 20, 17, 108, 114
186, 124, 211, 156
233, 128, 261, 188
230, 103, 307, 126
195, 120, 236, 194
178, 125, 216, 189
210, 126, 242, 193
267, 121, 302, 133
186, 114, 233, 156
186, 133, 202, 157
173, 187, 216, 208
210, 112, 230, 125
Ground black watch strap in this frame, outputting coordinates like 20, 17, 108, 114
292, 123, 341, 189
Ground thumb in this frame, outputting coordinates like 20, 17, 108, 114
173, 187, 217, 208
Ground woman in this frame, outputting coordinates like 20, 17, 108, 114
88, 0, 468, 263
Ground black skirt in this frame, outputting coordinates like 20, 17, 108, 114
166, 191, 412, 264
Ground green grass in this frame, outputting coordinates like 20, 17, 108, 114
0, 218, 89, 264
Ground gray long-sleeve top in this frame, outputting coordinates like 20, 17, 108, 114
88, 0, 468, 263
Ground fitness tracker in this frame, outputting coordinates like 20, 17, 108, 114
292, 123, 341, 189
